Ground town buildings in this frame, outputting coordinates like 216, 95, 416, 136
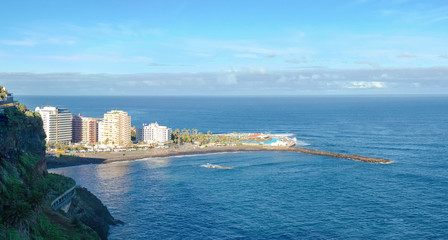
35, 106, 72, 144
72, 114, 83, 143
136, 122, 172, 144
72, 114, 100, 143
82, 117, 100, 143
101, 110, 131, 146
34, 106, 138, 147
97, 120, 105, 143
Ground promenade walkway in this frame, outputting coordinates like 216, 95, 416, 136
51, 184, 76, 211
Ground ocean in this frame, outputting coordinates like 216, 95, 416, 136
19, 96, 448, 239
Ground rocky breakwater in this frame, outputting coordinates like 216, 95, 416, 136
256, 135, 392, 163
285, 146, 393, 163
251, 135, 393, 163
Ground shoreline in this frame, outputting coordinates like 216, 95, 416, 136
47, 145, 393, 169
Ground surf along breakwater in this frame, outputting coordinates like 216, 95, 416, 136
215, 133, 393, 163
283, 146, 393, 163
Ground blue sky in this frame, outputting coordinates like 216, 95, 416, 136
1, 0, 448, 95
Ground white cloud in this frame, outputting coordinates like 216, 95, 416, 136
380, 73, 390, 79
182, 37, 310, 58
245, 67, 267, 74
2, 67, 448, 95
217, 74, 237, 85
143, 80, 159, 86
298, 75, 310, 80
377, 5, 448, 25
277, 76, 287, 83
347, 81, 386, 89
440, 54, 448, 59
397, 52, 416, 58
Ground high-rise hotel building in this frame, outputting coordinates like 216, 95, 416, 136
72, 114, 100, 143
136, 122, 172, 144
101, 110, 131, 146
72, 114, 83, 143
35, 106, 72, 144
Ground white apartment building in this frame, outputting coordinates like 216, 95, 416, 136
137, 122, 172, 144
101, 110, 131, 146
35, 106, 72, 144
98, 120, 104, 143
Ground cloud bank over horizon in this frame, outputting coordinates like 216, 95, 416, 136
2, 67, 447, 96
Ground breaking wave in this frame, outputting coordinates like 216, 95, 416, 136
272, 133, 295, 137
294, 138, 311, 146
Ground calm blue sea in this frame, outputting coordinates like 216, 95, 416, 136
19, 96, 448, 239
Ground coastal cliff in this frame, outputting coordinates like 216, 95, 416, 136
0, 105, 120, 239
67, 187, 123, 240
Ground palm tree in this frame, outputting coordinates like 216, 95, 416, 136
172, 129, 180, 144
192, 129, 198, 141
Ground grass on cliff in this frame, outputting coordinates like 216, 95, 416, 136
1, 106, 99, 239
31, 209, 98, 240
0, 152, 44, 229
0, 170, 97, 240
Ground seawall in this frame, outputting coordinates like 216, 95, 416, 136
284, 147, 392, 163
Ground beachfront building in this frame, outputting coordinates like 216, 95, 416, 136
136, 122, 172, 144
101, 110, 131, 146
72, 114, 83, 143
98, 120, 104, 143
72, 114, 100, 143
35, 106, 72, 144
82, 117, 100, 143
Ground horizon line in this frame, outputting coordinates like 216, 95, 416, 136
15, 94, 448, 98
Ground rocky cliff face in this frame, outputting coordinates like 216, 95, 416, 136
0, 105, 47, 176
0, 106, 48, 238
0, 105, 121, 239
68, 187, 123, 240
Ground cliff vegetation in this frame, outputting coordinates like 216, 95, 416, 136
0, 86, 7, 100
1, 105, 120, 239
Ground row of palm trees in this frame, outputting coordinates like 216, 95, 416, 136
171, 129, 213, 144
171, 129, 249, 145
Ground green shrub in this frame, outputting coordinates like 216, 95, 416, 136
33, 214, 69, 240
5, 227, 25, 240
